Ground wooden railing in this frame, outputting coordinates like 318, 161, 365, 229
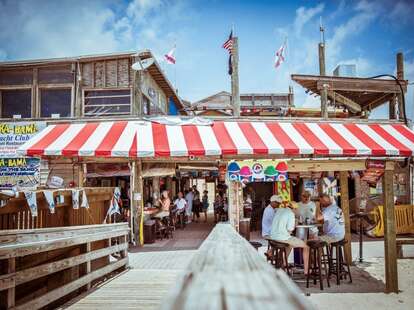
161, 223, 311, 310
0, 187, 114, 230
0, 223, 129, 309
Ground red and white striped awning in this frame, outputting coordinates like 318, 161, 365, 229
17, 120, 414, 158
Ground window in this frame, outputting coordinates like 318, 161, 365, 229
84, 89, 131, 117
40, 89, 72, 117
38, 65, 74, 84
1, 89, 31, 118
0, 69, 33, 85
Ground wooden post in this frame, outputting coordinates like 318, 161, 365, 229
77, 163, 86, 187
0, 258, 15, 309
318, 43, 326, 76
389, 95, 396, 119
130, 161, 143, 245
396, 52, 404, 120
231, 37, 240, 117
382, 162, 398, 293
339, 171, 352, 265
318, 42, 328, 119
132, 58, 143, 117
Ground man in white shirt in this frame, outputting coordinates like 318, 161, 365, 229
262, 195, 282, 237
174, 191, 187, 212
317, 194, 345, 244
296, 190, 318, 237
270, 204, 309, 274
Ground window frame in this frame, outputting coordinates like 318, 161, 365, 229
0, 86, 33, 119
38, 86, 74, 118
82, 87, 132, 117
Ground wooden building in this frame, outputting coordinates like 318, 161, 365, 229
192, 90, 293, 116
0, 50, 185, 119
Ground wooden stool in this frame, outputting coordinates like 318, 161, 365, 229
306, 240, 330, 290
268, 240, 291, 276
329, 239, 352, 285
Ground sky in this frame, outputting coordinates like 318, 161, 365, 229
1, 0, 414, 119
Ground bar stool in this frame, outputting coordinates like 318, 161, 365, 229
268, 240, 291, 276
329, 239, 352, 285
306, 240, 330, 290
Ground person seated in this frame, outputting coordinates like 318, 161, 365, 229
155, 190, 171, 219
173, 191, 187, 214
261, 195, 282, 238
316, 194, 345, 244
270, 201, 309, 275
295, 191, 319, 238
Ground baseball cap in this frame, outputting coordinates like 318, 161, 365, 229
270, 195, 283, 203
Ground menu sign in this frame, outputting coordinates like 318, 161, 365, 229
0, 122, 46, 157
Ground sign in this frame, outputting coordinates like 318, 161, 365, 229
227, 160, 288, 184
0, 121, 46, 156
0, 122, 45, 190
0, 157, 40, 189
363, 160, 385, 186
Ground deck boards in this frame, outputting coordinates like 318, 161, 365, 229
64, 250, 197, 310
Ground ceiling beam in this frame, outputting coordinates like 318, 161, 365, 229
327, 90, 362, 113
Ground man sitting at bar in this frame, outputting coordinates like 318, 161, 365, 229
261, 195, 282, 238
270, 201, 309, 275
295, 191, 318, 238
317, 194, 345, 244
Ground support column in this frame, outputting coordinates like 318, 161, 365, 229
130, 161, 144, 245
132, 59, 143, 117
382, 162, 398, 293
340, 171, 352, 265
389, 95, 396, 119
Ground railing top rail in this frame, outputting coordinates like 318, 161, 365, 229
161, 223, 311, 310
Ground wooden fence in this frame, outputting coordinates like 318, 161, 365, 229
0, 222, 129, 309
161, 223, 311, 310
0, 187, 114, 230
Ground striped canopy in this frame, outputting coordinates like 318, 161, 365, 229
17, 120, 414, 158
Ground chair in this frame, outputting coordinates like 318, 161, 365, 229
268, 240, 291, 276
155, 219, 167, 240
306, 240, 330, 290
329, 239, 352, 285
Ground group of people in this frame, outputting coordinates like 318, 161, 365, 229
262, 191, 345, 274
172, 186, 210, 223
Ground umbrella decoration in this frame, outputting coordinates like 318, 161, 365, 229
227, 160, 288, 184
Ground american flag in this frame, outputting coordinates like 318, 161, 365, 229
222, 30, 233, 54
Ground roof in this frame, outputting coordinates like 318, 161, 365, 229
0, 50, 184, 111
291, 74, 408, 113
17, 119, 414, 159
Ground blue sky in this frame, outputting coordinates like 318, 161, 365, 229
1, 0, 413, 118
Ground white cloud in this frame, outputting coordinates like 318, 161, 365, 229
389, 1, 414, 26
293, 3, 324, 36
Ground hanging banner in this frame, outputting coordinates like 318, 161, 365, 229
0, 157, 40, 190
0, 122, 46, 156
227, 160, 289, 183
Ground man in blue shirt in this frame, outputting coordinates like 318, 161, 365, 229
262, 195, 282, 238
317, 194, 345, 244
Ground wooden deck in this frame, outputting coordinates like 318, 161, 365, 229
63, 250, 197, 310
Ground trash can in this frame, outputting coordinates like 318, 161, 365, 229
239, 218, 251, 241
144, 220, 156, 244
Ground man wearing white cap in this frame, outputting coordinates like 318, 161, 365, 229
261, 195, 282, 238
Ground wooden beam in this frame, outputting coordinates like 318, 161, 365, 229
396, 53, 405, 120
382, 162, 398, 293
340, 171, 352, 265
327, 90, 362, 113
287, 159, 366, 172
318, 43, 326, 76
389, 95, 396, 119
